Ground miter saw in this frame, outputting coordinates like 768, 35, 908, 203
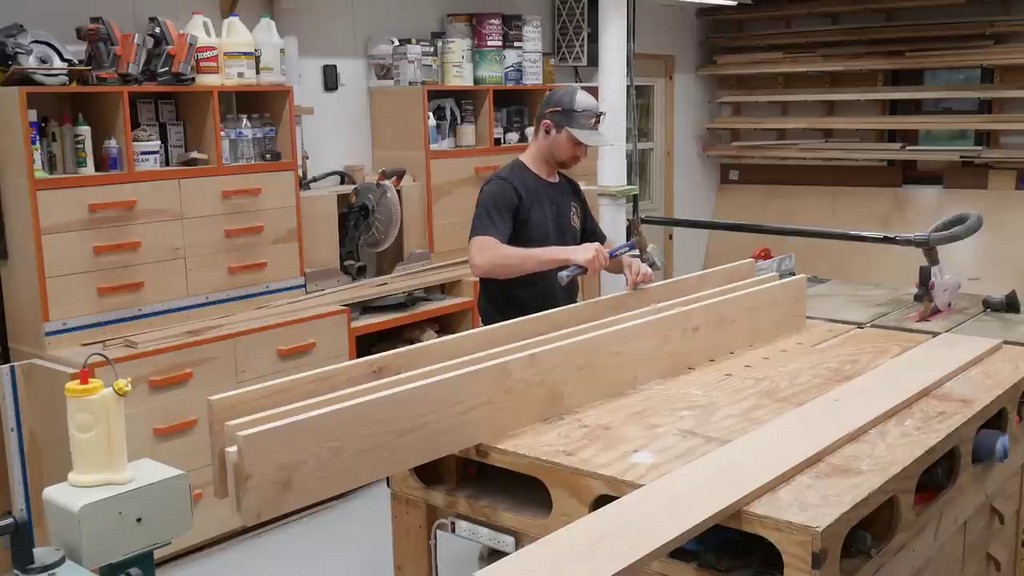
301, 167, 406, 283
0, 23, 78, 85
639, 211, 983, 323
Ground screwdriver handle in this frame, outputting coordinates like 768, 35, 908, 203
556, 239, 637, 286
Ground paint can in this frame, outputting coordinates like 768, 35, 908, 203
445, 14, 473, 39
459, 99, 476, 124
473, 49, 504, 85
443, 61, 473, 86
523, 15, 543, 53
441, 37, 472, 62
503, 48, 524, 86
473, 13, 503, 49
503, 14, 523, 48
522, 51, 543, 85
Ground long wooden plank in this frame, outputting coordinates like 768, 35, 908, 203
207, 260, 757, 497
232, 275, 809, 524
477, 332, 1002, 576
699, 47, 1024, 76
222, 275, 777, 455
699, 0, 965, 22
717, 84, 1024, 103
705, 145, 989, 162
708, 115, 1024, 131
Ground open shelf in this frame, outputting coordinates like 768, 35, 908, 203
27, 89, 128, 180
21, 85, 295, 190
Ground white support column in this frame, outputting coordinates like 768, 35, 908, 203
598, 0, 628, 295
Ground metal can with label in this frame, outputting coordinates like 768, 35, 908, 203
503, 48, 524, 86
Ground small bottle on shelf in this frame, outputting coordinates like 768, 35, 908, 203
237, 114, 255, 164
102, 136, 121, 172
251, 114, 265, 160
220, 126, 231, 165
223, 114, 239, 164
73, 113, 96, 175
262, 113, 277, 159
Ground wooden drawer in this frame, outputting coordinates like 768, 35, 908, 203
37, 180, 182, 234
156, 466, 242, 560
126, 392, 213, 472
41, 220, 185, 277
94, 341, 236, 413
234, 312, 349, 382
185, 243, 300, 296
430, 154, 519, 255
182, 207, 298, 258
180, 172, 296, 218
45, 259, 187, 321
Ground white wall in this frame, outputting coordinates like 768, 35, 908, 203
2, 0, 270, 46
275, 0, 717, 274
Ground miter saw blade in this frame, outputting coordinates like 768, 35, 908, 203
355, 181, 402, 253
0, 24, 76, 85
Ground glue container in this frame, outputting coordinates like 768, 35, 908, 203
220, 13, 257, 85
73, 113, 95, 174
184, 11, 222, 86
253, 14, 286, 85
65, 356, 133, 487
102, 135, 121, 172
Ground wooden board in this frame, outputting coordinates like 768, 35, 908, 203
232, 276, 809, 524
708, 115, 1024, 131
871, 292, 985, 334
953, 312, 1024, 345
221, 275, 776, 463
476, 333, 1002, 576
718, 84, 1024, 103
205, 260, 757, 497
807, 281, 915, 325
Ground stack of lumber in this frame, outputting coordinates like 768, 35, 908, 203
205, 258, 1024, 575
109, 258, 471, 350
698, 0, 1024, 167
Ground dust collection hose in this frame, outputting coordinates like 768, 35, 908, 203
639, 212, 984, 251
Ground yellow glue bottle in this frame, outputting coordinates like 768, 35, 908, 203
64, 355, 133, 487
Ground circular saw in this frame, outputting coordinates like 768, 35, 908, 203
0, 24, 77, 85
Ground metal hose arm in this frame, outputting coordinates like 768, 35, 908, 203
909, 212, 984, 249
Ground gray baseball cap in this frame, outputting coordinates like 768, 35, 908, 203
537, 86, 612, 147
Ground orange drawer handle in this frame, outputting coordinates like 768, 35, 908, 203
224, 223, 265, 238
93, 240, 142, 255
192, 489, 204, 504
148, 369, 194, 389
277, 340, 317, 358
228, 260, 269, 275
89, 199, 138, 213
153, 417, 198, 438
475, 165, 499, 177
222, 187, 262, 199
96, 280, 145, 296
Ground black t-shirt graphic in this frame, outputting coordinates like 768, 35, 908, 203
469, 159, 607, 325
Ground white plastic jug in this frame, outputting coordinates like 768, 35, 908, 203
184, 11, 221, 86
253, 15, 286, 85
65, 373, 133, 487
220, 13, 257, 85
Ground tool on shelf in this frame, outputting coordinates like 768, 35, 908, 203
141, 17, 198, 85
639, 212, 983, 322
0, 23, 78, 86
75, 17, 145, 85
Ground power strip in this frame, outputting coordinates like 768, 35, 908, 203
450, 518, 517, 554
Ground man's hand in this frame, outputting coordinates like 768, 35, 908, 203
567, 242, 610, 275
622, 257, 654, 290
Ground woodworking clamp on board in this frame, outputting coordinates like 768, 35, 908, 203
638, 211, 984, 322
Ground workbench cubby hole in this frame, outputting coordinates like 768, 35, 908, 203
590, 494, 619, 512
666, 524, 784, 575
972, 408, 1010, 466
839, 497, 899, 576
218, 89, 293, 163
128, 91, 216, 168
26, 90, 127, 177
913, 447, 960, 513
426, 89, 491, 152
412, 456, 553, 519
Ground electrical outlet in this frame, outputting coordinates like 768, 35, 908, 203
450, 518, 517, 554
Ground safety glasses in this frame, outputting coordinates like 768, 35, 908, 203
543, 107, 606, 128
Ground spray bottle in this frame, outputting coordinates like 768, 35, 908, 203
65, 353, 133, 487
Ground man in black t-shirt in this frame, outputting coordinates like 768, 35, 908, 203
468, 86, 654, 326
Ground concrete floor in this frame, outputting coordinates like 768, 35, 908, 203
159, 481, 488, 576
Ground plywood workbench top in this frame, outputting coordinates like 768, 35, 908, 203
489, 321, 1024, 533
